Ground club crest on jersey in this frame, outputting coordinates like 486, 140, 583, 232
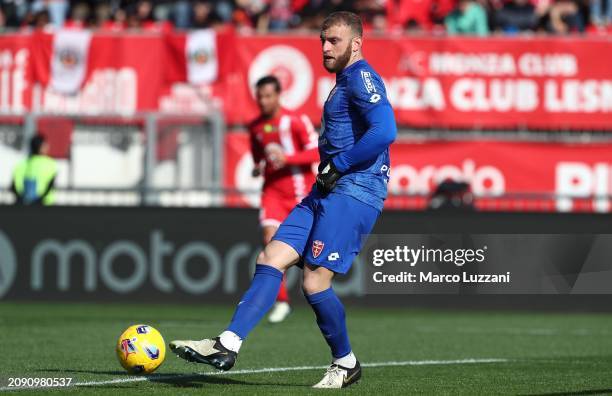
264, 124, 277, 133
312, 240, 324, 258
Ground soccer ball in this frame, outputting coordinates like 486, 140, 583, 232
116, 324, 166, 375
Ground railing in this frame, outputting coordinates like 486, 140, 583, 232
0, 111, 225, 207
2, 112, 612, 213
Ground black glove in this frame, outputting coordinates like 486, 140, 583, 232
316, 158, 342, 194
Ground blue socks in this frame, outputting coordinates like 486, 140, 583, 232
305, 287, 351, 358
227, 264, 283, 339
226, 267, 351, 361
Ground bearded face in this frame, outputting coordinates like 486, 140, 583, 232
321, 24, 355, 73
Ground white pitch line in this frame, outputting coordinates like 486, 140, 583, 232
0, 358, 509, 391
75, 358, 508, 387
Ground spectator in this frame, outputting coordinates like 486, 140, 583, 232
192, 1, 223, 29
0, 0, 604, 33
446, 0, 490, 35
267, 0, 294, 31
32, 9, 52, 30
2, 0, 29, 28
591, 0, 612, 26
232, 0, 268, 32
102, 7, 127, 31
173, 0, 191, 29
184, 0, 235, 25
356, 1, 388, 34
30, 0, 67, 29
371, 11, 391, 34
125, 0, 172, 32
92, 2, 112, 29
496, 0, 539, 32
125, 3, 139, 29
432, 0, 459, 27
47, 0, 69, 28
385, 0, 434, 31
0, 7, 6, 32
295, 0, 354, 30
152, 0, 173, 23
136, 0, 154, 24
65, 2, 91, 29
547, 0, 584, 33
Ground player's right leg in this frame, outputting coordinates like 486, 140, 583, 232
261, 196, 293, 323
170, 195, 315, 371
303, 264, 362, 388
263, 226, 292, 323
169, 240, 299, 370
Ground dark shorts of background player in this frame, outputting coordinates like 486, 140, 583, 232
272, 189, 380, 274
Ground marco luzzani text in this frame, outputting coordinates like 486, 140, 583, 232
371, 246, 511, 284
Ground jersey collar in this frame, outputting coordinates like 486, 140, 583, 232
337, 59, 367, 80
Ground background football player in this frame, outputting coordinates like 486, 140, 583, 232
248, 75, 318, 323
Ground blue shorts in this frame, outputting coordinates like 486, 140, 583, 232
272, 190, 380, 274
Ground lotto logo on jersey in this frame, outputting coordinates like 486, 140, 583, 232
312, 240, 325, 258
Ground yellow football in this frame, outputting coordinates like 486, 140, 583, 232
116, 324, 166, 375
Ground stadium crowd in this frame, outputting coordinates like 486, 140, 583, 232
0, 0, 609, 34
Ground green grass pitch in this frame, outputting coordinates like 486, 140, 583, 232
1, 302, 612, 395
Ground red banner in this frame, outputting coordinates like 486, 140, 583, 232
0, 34, 33, 112
0, 32, 610, 130
224, 134, 612, 213
31, 32, 167, 114
232, 36, 612, 130
387, 140, 612, 212
0, 31, 234, 116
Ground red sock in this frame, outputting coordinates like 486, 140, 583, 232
276, 274, 290, 303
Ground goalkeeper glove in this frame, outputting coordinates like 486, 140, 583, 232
316, 158, 342, 195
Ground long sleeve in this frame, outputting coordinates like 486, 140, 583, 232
331, 68, 397, 173
249, 127, 264, 165
332, 105, 397, 172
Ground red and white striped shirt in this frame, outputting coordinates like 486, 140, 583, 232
249, 109, 318, 201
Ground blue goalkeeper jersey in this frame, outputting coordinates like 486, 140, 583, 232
318, 59, 396, 212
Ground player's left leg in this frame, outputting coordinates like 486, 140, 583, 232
303, 264, 362, 389
302, 192, 381, 388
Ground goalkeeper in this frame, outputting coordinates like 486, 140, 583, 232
171, 11, 397, 389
